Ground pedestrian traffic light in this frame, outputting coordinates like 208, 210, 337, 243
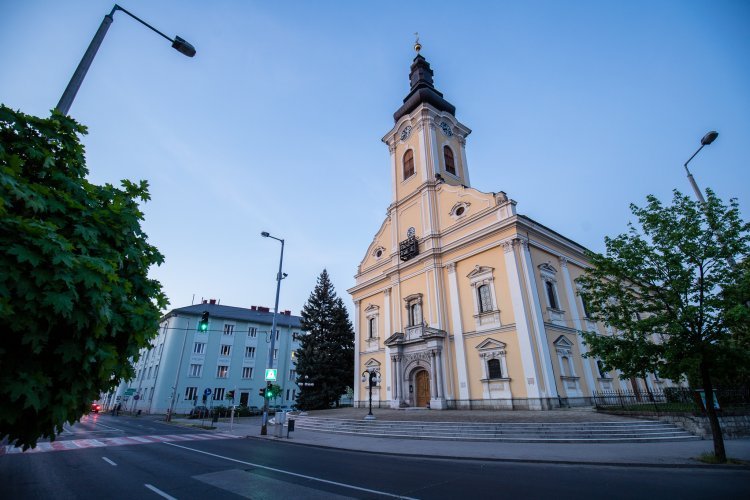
265, 383, 274, 399
259, 388, 265, 397
199, 311, 209, 332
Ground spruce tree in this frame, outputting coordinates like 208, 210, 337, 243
296, 270, 354, 410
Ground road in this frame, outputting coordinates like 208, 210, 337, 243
2, 414, 748, 499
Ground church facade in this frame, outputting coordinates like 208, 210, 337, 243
348, 49, 669, 410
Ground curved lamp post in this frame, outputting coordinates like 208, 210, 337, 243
260, 231, 286, 435
683, 131, 718, 204
361, 370, 381, 421
56, 4, 196, 115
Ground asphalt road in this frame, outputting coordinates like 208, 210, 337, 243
2, 414, 748, 499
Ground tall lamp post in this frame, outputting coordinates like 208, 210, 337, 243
260, 231, 286, 435
55, 4, 196, 115
361, 370, 381, 421
682, 130, 737, 268
683, 130, 718, 204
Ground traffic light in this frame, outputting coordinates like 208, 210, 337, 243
259, 388, 265, 398
265, 383, 274, 399
199, 311, 209, 332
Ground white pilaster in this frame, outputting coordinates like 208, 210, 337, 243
383, 289, 392, 401
519, 239, 558, 398
447, 263, 470, 399
559, 256, 596, 394
353, 300, 361, 404
502, 240, 542, 398
389, 143, 397, 204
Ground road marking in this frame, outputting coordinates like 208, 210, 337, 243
3, 433, 240, 455
163, 442, 418, 500
144, 484, 177, 500
102, 457, 117, 466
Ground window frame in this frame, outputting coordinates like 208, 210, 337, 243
443, 145, 456, 175
403, 149, 415, 180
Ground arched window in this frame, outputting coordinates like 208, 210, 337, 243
403, 149, 415, 179
478, 284, 492, 313
444, 146, 456, 175
487, 358, 502, 379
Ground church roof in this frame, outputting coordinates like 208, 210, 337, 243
393, 54, 456, 122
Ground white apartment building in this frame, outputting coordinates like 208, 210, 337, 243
103, 301, 303, 414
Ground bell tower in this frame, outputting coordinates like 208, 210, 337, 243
382, 42, 472, 205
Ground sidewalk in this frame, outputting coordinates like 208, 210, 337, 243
166, 409, 750, 468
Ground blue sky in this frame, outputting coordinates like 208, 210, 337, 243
2, 0, 748, 317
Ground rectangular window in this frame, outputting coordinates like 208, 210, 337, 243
245, 346, 255, 358
185, 386, 197, 401
159, 343, 164, 354
213, 387, 225, 401
286, 389, 290, 400
545, 281, 558, 309
194, 342, 206, 354
147, 367, 152, 379
478, 285, 493, 313
289, 369, 296, 381
154, 364, 159, 378
223, 324, 235, 335
188, 364, 203, 377
220, 345, 232, 356
275, 331, 279, 341
273, 348, 278, 360
368, 317, 376, 339
248, 327, 257, 338
216, 365, 229, 378
242, 367, 253, 379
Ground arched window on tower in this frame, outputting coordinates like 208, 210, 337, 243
403, 149, 415, 180
444, 146, 456, 175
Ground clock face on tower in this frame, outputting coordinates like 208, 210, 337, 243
400, 126, 412, 141
439, 121, 453, 137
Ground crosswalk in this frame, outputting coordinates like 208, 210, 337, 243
2, 432, 240, 455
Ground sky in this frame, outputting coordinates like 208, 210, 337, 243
2, 0, 749, 318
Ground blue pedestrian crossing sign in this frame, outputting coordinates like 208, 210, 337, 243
265, 369, 277, 381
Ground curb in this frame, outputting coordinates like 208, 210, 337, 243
244, 434, 750, 470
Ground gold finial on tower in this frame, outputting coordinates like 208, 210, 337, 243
414, 32, 421, 53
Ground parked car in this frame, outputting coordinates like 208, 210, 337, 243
188, 406, 211, 419
90, 402, 101, 413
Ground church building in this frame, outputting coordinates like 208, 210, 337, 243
348, 45, 666, 410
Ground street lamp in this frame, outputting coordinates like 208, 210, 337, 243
683, 131, 718, 204
56, 4, 196, 116
361, 370, 381, 421
260, 231, 286, 435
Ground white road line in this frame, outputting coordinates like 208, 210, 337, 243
163, 442, 418, 500
144, 484, 177, 500
102, 457, 117, 466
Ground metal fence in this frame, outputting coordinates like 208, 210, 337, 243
593, 388, 750, 414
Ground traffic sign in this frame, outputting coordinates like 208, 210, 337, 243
265, 369, 277, 381
134, 395, 140, 400
204, 388, 212, 396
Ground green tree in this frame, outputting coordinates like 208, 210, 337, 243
0, 106, 167, 450
295, 269, 354, 410
577, 190, 749, 463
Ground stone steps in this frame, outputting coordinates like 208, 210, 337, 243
290, 416, 699, 443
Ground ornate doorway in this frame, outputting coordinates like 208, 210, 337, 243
415, 370, 430, 407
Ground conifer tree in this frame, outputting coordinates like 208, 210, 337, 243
295, 270, 354, 410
